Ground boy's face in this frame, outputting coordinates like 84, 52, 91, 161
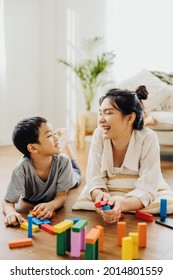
36, 122, 61, 156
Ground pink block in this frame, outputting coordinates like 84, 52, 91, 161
70, 231, 81, 257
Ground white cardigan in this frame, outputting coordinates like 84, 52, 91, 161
86, 126, 169, 207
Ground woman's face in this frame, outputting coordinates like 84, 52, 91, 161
99, 98, 131, 140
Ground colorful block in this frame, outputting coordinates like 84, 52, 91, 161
117, 221, 126, 246
53, 220, 73, 234
95, 200, 109, 208
160, 198, 167, 218
121, 236, 133, 260
72, 219, 88, 232
96, 225, 104, 251
137, 222, 147, 247
135, 210, 153, 222
129, 232, 139, 259
20, 221, 39, 232
85, 228, 100, 244
9, 238, 32, 249
40, 224, 55, 235
28, 214, 32, 238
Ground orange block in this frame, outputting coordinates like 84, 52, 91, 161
137, 222, 147, 247
85, 228, 100, 244
8, 238, 32, 249
96, 225, 104, 251
117, 221, 126, 246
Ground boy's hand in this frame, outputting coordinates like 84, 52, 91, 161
33, 203, 55, 219
5, 212, 26, 227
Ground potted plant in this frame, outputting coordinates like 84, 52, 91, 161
58, 36, 116, 111
58, 37, 116, 148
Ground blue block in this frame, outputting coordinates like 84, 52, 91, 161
102, 205, 111, 210
42, 218, 51, 224
160, 199, 167, 218
32, 217, 43, 226
28, 214, 33, 237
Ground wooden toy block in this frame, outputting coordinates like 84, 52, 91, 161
9, 238, 32, 249
96, 225, 104, 251
85, 239, 99, 260
120, 213, 125, 219
70, 231, 81, 257
121, 236, 133, 260
40, 224, 55, 235
64, 217, 81, 224
56, 231, 66, 255
53, 220, 73, 234
42, 218, 51, 224
72, 219, 88, 232
28, 214, 32, 238
85, 228, 100, 244
20, 222, 39, 232
102, 205, 111, 210
80, 227, 86, 250
135, 210, 153, 222
95, 200, 109, 208
32, 217, 43, 226
117, 221, 126, 246
160, 198, 167, 218
129, 232, 139, 259
137, 222, 147, 247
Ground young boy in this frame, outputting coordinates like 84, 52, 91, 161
2, 116, 81, 226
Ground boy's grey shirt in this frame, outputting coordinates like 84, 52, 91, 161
4, 154, 78, 203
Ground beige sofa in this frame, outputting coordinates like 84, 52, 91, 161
118, 68, 173, 149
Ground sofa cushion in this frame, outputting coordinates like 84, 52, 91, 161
150, 111, 173, 131
118, 68, 173, 112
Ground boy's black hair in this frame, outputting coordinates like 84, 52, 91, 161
12, 116, 47, 158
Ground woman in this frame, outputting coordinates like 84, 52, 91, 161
85, 86, 169, 223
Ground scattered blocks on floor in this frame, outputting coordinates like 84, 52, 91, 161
135, 210, 153, 222
8, 238, 32, 249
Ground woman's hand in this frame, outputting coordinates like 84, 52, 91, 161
95, 193, 122, 223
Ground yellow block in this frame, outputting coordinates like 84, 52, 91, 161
121, 236, 133, 260
20, 222, 39, 232
129, 232, 139, 259
53, 220, 73, 233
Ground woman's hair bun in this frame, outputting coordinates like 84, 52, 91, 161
135, 85, 148, 101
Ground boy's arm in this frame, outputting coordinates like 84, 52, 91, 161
2, 199, 26, 226
33, 191, 67, 219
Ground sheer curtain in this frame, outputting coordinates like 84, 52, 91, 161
0, 0, 9, 145
106, 0, 173, 83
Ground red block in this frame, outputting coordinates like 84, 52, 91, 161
135, 210, 153, 222
95, 200, 109, 208
40, 224, 55, 235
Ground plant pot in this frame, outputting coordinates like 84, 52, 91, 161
76, 111, 98, 149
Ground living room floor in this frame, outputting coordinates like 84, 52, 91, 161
0, 143, 173, 260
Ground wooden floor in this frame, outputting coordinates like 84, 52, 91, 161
0, 143, 173, 260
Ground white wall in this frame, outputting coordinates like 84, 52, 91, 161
1, 0, 173, 145
0, 0, 108, 144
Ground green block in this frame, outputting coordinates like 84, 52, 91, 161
56, 232, 66, 255
85, 242, 99, 260
72, 219, 88, 232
